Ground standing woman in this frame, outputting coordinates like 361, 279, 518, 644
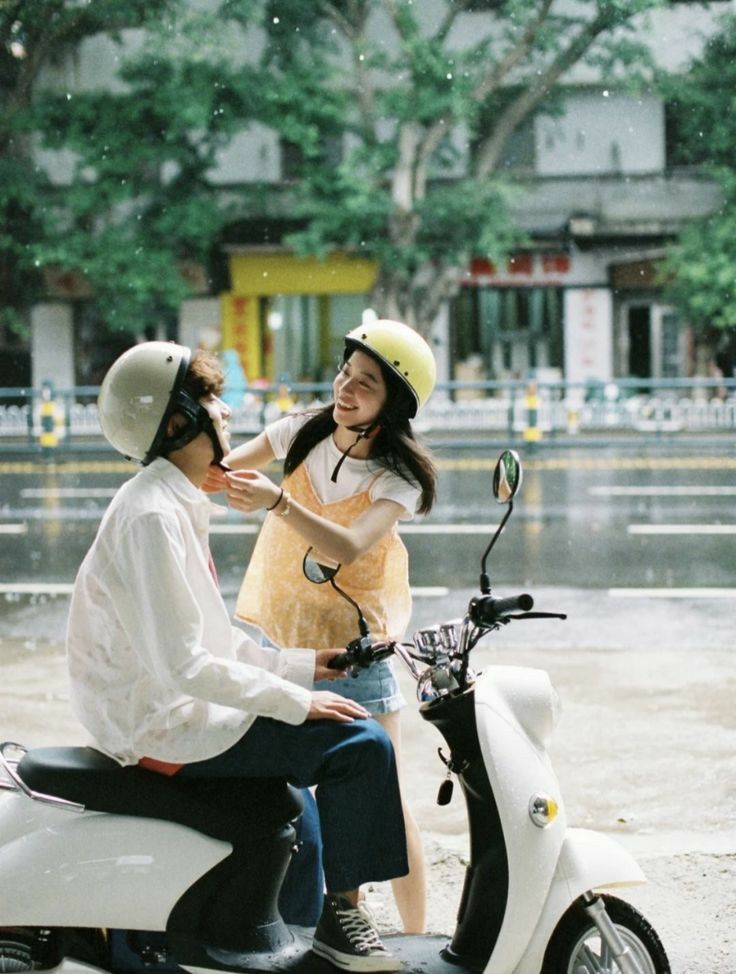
213, 320, 437, 934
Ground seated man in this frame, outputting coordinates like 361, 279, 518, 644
66, 341, 408, 973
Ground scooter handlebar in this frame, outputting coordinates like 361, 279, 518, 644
327, 653, 353, 670
469, 593, 534, 625
326, 637, 395, 671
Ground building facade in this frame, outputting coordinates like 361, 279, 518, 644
18, 2, 729, 391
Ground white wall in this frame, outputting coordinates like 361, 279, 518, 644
536, 91, 664, 176
208, 125, 281, 183
31, 304, 75, 389
179, 297, 221, 351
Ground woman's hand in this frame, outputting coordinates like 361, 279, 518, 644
225, 469, 282, 512
315, 648, 349, 681
307, 691, 369, 722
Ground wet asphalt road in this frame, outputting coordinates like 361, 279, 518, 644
2, 440, 736, 592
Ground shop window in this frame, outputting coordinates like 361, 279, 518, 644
664, 99, 709, 168
280, 135, 343, 182
452, 286, 563, 379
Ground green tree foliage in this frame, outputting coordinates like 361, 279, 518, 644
662, 13, 736, 337
244, 0, 662, 330
1, 0, 254, 334
2, 0, 663, 337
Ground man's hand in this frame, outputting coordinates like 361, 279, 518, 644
315, 648, 349, 681
307, 691, 369, 722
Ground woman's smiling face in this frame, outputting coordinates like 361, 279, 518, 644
332, 349, 387, 428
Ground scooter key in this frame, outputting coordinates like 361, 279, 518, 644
437, 774, 454, 806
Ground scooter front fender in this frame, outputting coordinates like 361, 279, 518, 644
510, 827, 647, 974
0, 791, 231, 929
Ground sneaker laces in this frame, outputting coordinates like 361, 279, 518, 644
357, 896, 378, 928
334, 902, 387, 954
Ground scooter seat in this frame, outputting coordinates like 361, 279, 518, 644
17, 746, 304, 845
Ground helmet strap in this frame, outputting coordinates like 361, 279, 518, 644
158, 389, 225, 465
330, 421, 380, 483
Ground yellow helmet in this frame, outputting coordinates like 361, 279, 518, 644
344, 319, 436, 417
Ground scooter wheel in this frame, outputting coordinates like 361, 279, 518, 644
0, 932, 34, 973
542, 894, 671, 974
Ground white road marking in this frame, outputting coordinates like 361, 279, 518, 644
590, 486, 736, 496
0, 581, 449, 599
609, 587, 736, 599
627, 524, 736, 535
209, 523, 499, 535
20, 488, 117, 499
400, 524, 498, 534
0, 582, 74, 595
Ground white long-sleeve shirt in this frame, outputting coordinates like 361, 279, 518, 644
67, 458, 314, 766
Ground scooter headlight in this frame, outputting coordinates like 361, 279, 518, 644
528, 792, 559, 828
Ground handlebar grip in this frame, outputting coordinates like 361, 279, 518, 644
469, 593, 534, 625
327, 653, 353, 670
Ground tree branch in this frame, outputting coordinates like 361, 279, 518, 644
471, 0, 555, 105
474, 8, 626, 178
415, 261, 462, 330
432, 0, 472, 46
321, 1, 378, 144
415, 0, 554, 193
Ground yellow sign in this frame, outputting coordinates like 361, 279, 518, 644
221, 293, 261, 379
229, 252, 377, 296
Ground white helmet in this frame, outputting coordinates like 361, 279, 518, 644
98, 341, 212, 464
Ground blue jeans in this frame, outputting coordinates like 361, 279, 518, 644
179, 716, 408, 924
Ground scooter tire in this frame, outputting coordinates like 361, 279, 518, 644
0, 932, 33, 973
541, 894, 671, 974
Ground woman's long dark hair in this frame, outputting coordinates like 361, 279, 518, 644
283, 355, 437, 515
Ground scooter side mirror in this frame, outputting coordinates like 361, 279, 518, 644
493, 449, 523, 505
302, 549, 341, 584
480, 450, 523, 594
302, 547, 370, 638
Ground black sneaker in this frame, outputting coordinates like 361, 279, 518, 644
312, 893, 401, 972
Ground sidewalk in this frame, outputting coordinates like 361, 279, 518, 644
1, 586, 734, 972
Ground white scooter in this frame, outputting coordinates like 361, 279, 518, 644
0, 450, 669, 974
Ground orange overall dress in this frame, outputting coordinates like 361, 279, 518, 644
235, 463, 411, 711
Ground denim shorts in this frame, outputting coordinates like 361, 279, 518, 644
314, 659, 406, 715
258, 631, 405, 716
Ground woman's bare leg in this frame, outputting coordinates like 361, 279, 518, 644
375, 711, 427, 934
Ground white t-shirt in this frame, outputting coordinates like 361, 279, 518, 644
266, 413, 420, 519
